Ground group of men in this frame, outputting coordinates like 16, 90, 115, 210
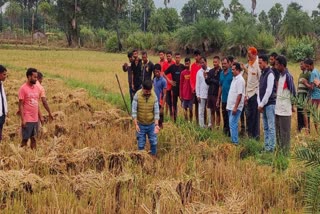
0, 66, 53, 149
123, 47, 320, 156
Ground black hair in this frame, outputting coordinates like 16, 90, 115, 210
26, 68, 37, 77
194, 49, 201, 56
127, 52, 133, 58
222, 57, 230, 63
270, 52, 278, 58
0, 65, 7, 73
154, 63, 161, 71
213, 56, 220, 60
37, 71, 43, 79
304, 58, 314, 66
142, 80, 153, 90
175, 52, 181, 56
201, 56, 207, 62
259, 54, 269, 63
166, 50, 173, 55
141, 51, 147, 56
158, 50, 165, 54
184, 57, 191, 63
275, 55, 287, 67
227, 55, 235, 63
233, 62, 241, 71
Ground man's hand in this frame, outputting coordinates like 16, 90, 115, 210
21, 119, 26, 128
132, 84, 135, 91
244, 96, 248, 105
292, 107, 296, 113
197, 97, 201, 103
154, 125, 160, 134
216, 98, 220, 108
258, 106, 263, 113
135, 124, 140, 133
314, 78, 320, 87
232, 107, 237, 115
49, 113, 54, 121
160, 106, 164, 114
170, 80, 176, 86
39, 116, 44, 125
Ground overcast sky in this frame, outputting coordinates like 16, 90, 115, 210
154, 0, 318, 14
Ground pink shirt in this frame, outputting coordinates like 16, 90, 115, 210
36, 81, 46, 98
18, 83, 41, 122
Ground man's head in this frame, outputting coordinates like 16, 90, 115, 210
275, 55, 287, 73
258, 54, 269, 70
127, 52, 134, 63
221, 57, 230, 71
184, 57, 191, 70
194, 49, 201, 63
248, 47, 258, 61
166, 51, 173, 63
26, 68, 38, 85
300, 60, 306, 71
0, 65, 7, 82
142, 80, 153, 98
200, 56, 207, 70
232, 62, 241, 76
141, 51, 148, 64
132, 49, 138, 59
213, 56, 220, 69
304, 58, 314, 72
37, 71, 43, 84
227, 55, 236, 65
175, 52, 181, 64
269, 52, 278, 67
159, 50, 165, 61
154, 64, 161, 78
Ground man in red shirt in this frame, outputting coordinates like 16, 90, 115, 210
180, 58, 193, 121
190, 50, 202, 123
18, 68, 43, 149
159, 50, 166, 74
163, 51, 175, 116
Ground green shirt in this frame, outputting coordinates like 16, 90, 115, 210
297, 70, 310, 95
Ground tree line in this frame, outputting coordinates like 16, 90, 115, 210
1, 0, 319, 60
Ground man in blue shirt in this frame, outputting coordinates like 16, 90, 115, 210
153, 64, 167, 128
217, 57, 233, 136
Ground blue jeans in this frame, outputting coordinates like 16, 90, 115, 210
228, 110, 242, 144
137, 123, 157, 155
262, 105, 276, 151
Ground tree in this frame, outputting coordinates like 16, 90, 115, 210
280, 4, 313, 38
268, 3, 283, 36
258, 10, 271, 32
251, 0, 256, 15
5, 1, 22, 29
221, 7, 230, 21
130, 0, 155, 31
148, 10, 167, 33
229, 0, 246, 16
181, 0, 198, 24
311, 3, 320, 35
197, 0, 223, 19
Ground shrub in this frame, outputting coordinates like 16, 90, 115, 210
254, 32, 275, 50
288, 43, 315, 62
105, 35, 118, 52
80, 25, 95, 46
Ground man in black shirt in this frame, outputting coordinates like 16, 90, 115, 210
131, 50, 143, 95
122, 51, 134, 102
164, 53, 185, 122
141, 51, 154, 82
205, 56, 222, 130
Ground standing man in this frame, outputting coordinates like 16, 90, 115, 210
163, 51, 175, 116
19, 68, 43, 149
132, 80, 160, 156
141, 51, 154, 82
226, 63, 245, 145
36, 72, 54, 121
153, 64, 167, 128
305, 58, 320, 134
180, 58, 193, 122
122, 51, 134, 103
275, 56, 296, 155
245, 47, 261, 140
257, 55, 277, 152
205, 56, 222, 130
131, 49, 143, 96
297, 59, 311, 132
190, 50, 202, 123
0, 65, 8, 142
217, 58, 233, 136
158, 50, 166, 74
164, 53, 185, 122
196, 57, 211, 128
269, 52, 280, 86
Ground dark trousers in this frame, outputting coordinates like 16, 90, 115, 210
246, 94, 260, 140
0, 115, 5, 141
276, 115, 291, 155
222, 102, 230, 136
166, 90, 172, 116
297, 107, 310, 132
159, 105, 164, 128
172, 90, 179, 122
240, 107, 246, 133
129, 85, 134, 103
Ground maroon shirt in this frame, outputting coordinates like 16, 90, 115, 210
180, 69, 193, 100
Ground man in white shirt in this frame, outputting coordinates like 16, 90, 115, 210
245, 47, 261, 140
0, 65, 7, 142
227, 62, 245, 145
196, 57, 211, 128
257, 55, 277, 152
275, 55, 296, 155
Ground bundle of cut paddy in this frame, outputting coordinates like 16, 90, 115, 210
0, 170, 49, 204
68, 147, 106, 173
0, 156, 21, 170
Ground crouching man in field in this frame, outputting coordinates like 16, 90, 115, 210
18, 68, 43, 149
132, 80, 160, 157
